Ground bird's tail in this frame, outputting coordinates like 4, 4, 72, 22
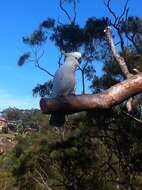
49, 113, 65, 127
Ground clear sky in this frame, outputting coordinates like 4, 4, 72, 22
0, 0, 141, 110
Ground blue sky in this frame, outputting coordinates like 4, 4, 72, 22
0, 0, 141, 110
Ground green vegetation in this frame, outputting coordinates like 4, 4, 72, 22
0, 107, 142, 189
1, 108, 49, 134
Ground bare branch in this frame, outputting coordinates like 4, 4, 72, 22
105, 0, 129, 28
117, 0, 129, 25
40, 73, 142, 114
123, 111, 142, 124
81, 70, 85, 94
77, 61, 89, 94
104, 26, 132, 78
125, 32, 141, 53
104, 0, 129, 52
35, 64, 54, 77
104, 0, 118, 24
59, 0, 72, 23
30, 46, 54, 77
126, 97, 133, 112
59, 0, 78, 24
34, 169, 53, 190
57, 52, 63, 67
72, 0, 77, 23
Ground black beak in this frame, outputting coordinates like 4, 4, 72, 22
78, 58, 82, 64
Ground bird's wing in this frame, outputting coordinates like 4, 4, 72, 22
51, 64, 75, 97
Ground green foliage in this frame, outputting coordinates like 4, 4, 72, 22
120, 16, 142, 53
1, 108, 49, 131
121, 16, 142, 35
2, 107, 23, 121
40, 18, 55, 29
2, 108, 139, 190
32, 80, 53, 97
0, 148, 17, 189
23, 30, 47, 46
0, 171, 16, 189
51, 23, 84, 52
18, 52, 30, 66
10, 124, 113, 189
0, 106, 142, 190
84, 17, 110, 41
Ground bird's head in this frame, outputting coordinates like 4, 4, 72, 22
64, 52, 82, 64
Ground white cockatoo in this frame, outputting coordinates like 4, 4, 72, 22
49, 52, 82, 127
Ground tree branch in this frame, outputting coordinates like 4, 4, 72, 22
125, 32, 141, 53
35, 63, 54, 77
59, 0, 72, 23
117, 0, 129, 25
104, 26, 134, 112
59, 0, 77, 24
40, 73, 142, 114
104, 26, 132, 78
123, 111, 142, 124
104, 0, 118, 24
104, 0, 129, 53
57, 52, 63, 67
78, 61, 88, 94
31, 47, 54, 77
72, 0, 77, 23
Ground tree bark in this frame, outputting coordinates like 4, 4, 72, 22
104, 26, 132, 78
104, 26, 134, 112
40, 73, 142, 114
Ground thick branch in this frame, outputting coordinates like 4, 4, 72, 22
40, 73, 142, 114
104, 26, 134, 112
104, 26, 132, 78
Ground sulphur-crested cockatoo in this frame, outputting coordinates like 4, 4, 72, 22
49, 52, 82, 127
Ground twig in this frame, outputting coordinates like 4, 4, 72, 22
59, 0, 72, 23
35, 169, 53, 190
73, 0, 77, 23
123, 111, 142, 124
104, 0, 118, 24
104, 0, 129, 53
117, 0, 129, 26
57, 52, 63, 67
35, 63, 54, 77
30, 46, 54, 77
